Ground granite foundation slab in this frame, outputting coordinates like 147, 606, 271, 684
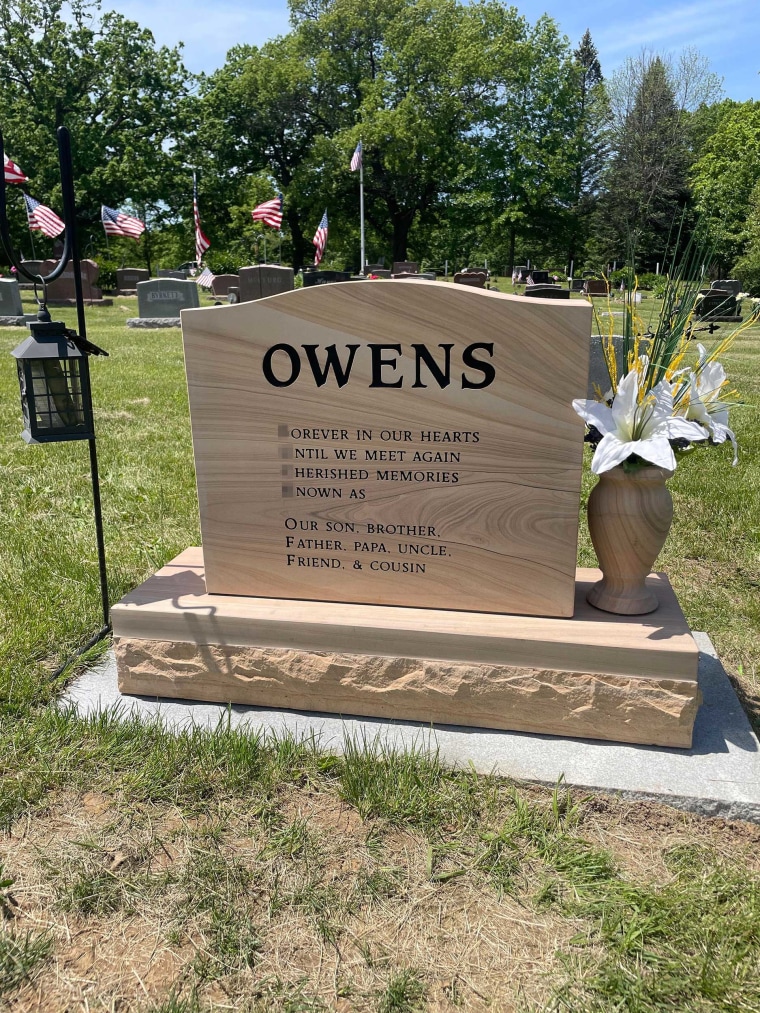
47, 298, 113, 307
127, 317, 181, 328
0, 315, 25, 326
63, 633, 760, 823
112, 548, 701, 748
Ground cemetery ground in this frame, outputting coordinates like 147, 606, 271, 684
1, 290, 760, 1012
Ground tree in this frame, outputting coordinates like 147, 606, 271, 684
594, 48, 723, 266
0, 0, 192, 267
691, 102, 760, 270
565, 30, 608, 271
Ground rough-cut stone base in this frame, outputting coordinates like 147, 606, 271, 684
116, 639, 700, 748
127, 317, 181, 328
0, 315, 25, 326
113, 548, 702, 747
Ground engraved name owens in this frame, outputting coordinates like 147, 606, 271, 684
261, 342, 495, 389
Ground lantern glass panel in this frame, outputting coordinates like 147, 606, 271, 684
29, 357, 87, 433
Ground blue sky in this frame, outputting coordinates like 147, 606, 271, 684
111, 0, 760, 101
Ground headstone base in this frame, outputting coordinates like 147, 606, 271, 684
126, 317, 181, 328
114, 548, 701, 748
47, 298, 113, 307
0, 315, 25, 327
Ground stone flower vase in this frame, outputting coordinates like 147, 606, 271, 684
586, 464, 674, 615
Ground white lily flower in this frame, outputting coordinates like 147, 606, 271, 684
682, 345, 738, 464
573, 362, 709, 474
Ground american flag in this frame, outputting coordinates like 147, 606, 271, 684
23, 193, 65, 238
4, 153, 27, 184
312, 210, 328, 266
350, 141, 362, 172
196, 266, 214, 289
101, 204, 145, 240
251, 193, 283, 229
193, 174, 211, 264
526, 273, 535, 286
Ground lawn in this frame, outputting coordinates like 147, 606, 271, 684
1, 288, 760, 1011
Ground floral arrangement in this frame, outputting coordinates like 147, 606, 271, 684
572, 253, 755, 476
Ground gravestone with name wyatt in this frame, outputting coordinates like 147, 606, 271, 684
0, 277, 24, 325
239, 265, 295, 302
114, 281, 701, 747
127, 278, 200, 328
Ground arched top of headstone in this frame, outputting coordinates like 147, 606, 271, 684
180, 281, 592, 617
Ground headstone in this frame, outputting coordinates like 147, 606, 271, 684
511, 266, 529, 280
0, 278, 24, 314
570, 279, 586, 292
128, 278, 200, 327
116, 268, 150, 294
365, 263, 386, 274
584, 279, 608, 297
238, 265, 295, 302
711, 279, 742, 297
391, 261, 419, 276
41, 259, 105, 302
394, 271, 436, 281
453, 272, 487, 288
529, 270, 551, 285
695, 291, 740, 321
587, 334, 625, 399
179, 283, 591, 616
16, 261, 44, 285
158, 269, 187, 280
211, 274, 239, 298
302, 270, 352, 287
523, 285, 570, 300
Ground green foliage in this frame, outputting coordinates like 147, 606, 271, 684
692, 102, 760, 267
0, 928, 52, 998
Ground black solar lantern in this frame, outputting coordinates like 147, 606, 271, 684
11, 318, 95, 444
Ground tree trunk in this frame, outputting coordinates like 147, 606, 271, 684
391, 210, 416, 264
287, 210, 307, 274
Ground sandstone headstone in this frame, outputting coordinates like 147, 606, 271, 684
116, 268, 150, 293
42, 259, 102, 301
180, 282, 592, 617
302, 270, 351, 287
238, 265, 294, 302
211, 274, 239, 298
0, 278, 24, 316
136, 278, 200, 319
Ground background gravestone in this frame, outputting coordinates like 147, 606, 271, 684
158, 269, 187, 280
116, 268, 150, 293
303, 270, 352, 287
587, 334, 624, 398
0, 278, 24, 324
391, 261, 418, 275
210, 273, 239, 298
42, 259, 106, 302
524, 285, 569, 299
128, 278, 200, 327
454, 272, 487, 288
711, 279, 742, 297
238, 265, 294, 302
16, 261, 44, 287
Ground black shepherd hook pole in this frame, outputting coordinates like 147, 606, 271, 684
1, 126, 111, 670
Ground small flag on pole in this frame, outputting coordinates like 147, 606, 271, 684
101, 205, 145, 240
350, 141, 362, 172
193, 174, 211, 264
23, 193, 65, 238
4, 153, 28, 184
196, 266, 215, 289
312, 210, 328, 267
251, 193, 283, 229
